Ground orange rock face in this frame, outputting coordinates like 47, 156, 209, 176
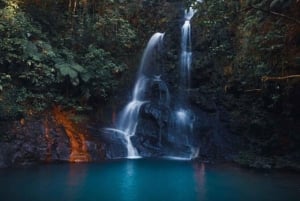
53, 107, 91, 163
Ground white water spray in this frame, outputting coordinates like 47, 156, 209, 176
173, 7, 198, 159
180, 8, 196, 94
105, 33, 165, 159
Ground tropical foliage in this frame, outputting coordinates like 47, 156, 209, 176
0, 0, 145, 115
190, 0, 299, 167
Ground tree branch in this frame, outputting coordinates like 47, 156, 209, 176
262, 75, 300, 82
249, 5, 300, 25
244, 89, 262, 93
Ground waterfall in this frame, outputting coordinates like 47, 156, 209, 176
170, 7, 198, 160
102, 7, 200, 160
139, 33, 165, 76
105, 33, 165, 159
179, 8, 196, 99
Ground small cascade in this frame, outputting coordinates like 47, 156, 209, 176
116, 100, 145, 158
150, 75, 170, 106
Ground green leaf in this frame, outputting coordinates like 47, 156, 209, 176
72, 63, 85, 72
23, 41, 41, 61
56, 63, 78, 79
81, 71, 92, 82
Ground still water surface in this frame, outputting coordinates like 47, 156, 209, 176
0, 159, 299, 201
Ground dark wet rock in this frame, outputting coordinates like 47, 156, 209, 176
141, 103, 170, 126
86, 140, 104, 161
133, 103, 171, 157
191, 107, 239, 161
147, 78, 171, 105
132, 134, 162, 157
99, 130, 128, 159
104, 143, 127, 159
0, 143, 11, 168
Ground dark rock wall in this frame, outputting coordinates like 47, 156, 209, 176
188, 0, 300, 168
0, 115, 104, 168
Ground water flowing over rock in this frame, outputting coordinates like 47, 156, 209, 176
102, 8, 200, 160
104, 33, 165, 159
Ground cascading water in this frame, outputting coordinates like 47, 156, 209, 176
180, 8, 195, 96
105, 33, 165, 159
169, 7, 198, 159
103, 7, 200, 160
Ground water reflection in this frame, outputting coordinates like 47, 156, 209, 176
65, 164, 87, 201
67, 164, 87, 187
121, 161, 138, 201
193, 162, 206, 200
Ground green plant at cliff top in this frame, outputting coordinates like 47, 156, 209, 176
79, 45, 126, 99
